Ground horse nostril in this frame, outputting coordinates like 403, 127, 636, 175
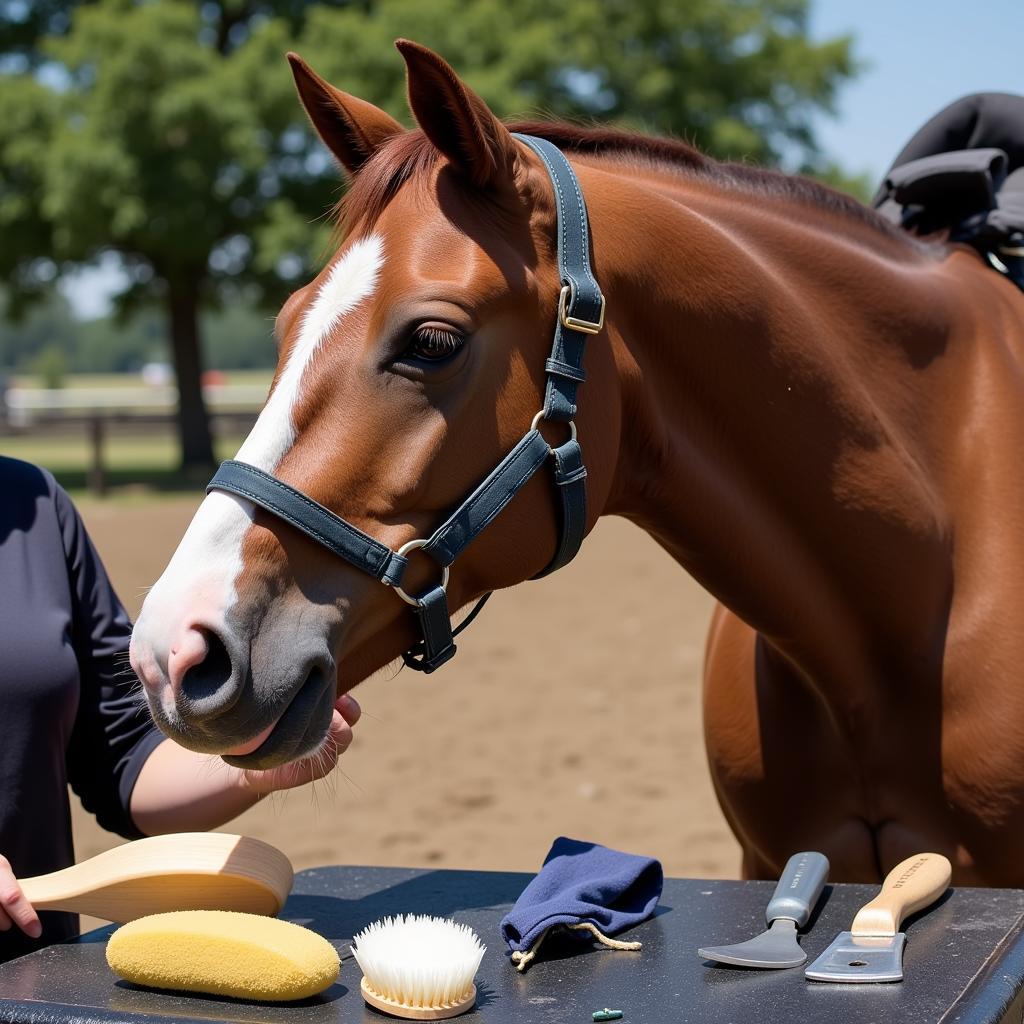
179, 628, 236, 707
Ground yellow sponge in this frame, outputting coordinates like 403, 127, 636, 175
106, 910, 340, 1001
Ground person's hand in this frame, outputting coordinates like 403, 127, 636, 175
237, 693, 361, 796
0, 854, 41, 939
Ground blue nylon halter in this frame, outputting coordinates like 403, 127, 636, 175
207, 134, 605, 673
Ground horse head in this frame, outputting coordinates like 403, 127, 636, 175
130, 41, 618, 768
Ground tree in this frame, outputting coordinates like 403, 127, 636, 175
0, 0, 859, 467
7, 1, 343, 465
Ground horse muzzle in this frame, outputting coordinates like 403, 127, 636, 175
131, 611, 338, 769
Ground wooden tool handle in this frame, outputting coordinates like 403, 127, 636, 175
20, 871, 77, 908
850, 852, 951, 937
18, 833, 293, 922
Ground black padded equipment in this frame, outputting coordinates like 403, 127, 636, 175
874, 93, 1024, 289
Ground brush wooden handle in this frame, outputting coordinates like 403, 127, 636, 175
850, 852, 951, 937
19, 833, 293, 923
361, 979, 477, 1021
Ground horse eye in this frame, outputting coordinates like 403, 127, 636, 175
406, 326, 465, 363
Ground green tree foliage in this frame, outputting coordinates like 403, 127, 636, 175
0, 0, 859, 466
0, 0, 85, 67
297, 0, 858, 170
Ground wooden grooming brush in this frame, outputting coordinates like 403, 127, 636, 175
20, 833, 293, 922
352, 914, 486, 1020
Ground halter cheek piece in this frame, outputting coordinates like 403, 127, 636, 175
206, 135, 604, 673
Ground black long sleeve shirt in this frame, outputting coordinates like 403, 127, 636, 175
0, 457, 163, 962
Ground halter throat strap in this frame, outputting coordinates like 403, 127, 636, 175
207, 134, 602, 673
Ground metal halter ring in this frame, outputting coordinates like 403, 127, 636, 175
392, 538, 450, 607
530, 410, 577, 452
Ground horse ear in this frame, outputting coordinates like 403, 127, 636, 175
395, 39, 518, 189
287, 52, 403, 176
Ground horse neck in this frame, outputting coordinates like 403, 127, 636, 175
587, 162, 968, 687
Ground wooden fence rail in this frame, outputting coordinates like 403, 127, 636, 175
1, 383, 265, 496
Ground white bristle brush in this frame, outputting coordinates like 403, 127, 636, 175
351, 914, 486, 1020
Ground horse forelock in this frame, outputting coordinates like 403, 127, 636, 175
335, 130, 444, 235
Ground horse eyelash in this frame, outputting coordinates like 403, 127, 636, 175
408, 326, 464, 360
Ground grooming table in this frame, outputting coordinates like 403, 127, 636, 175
1, 866, 1023, 1023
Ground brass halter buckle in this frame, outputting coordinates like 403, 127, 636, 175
392, 537, 450, 606
558, 284, 606, 334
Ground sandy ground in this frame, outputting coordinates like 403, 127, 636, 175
74, 497, 740, 890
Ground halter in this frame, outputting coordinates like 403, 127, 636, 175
206, 135, 604, 672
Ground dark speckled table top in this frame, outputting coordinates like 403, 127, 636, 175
2, 866, 1024, 1023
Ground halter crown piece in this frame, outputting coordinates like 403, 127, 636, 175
207, 135, 604, 672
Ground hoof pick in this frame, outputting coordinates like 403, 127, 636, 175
699, 851, 829, 969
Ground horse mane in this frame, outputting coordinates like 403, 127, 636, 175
339, 118, 911, 246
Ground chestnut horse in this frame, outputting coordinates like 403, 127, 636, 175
130, 40, 1024, 885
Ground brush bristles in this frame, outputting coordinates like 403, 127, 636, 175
351, 914, 485, 1010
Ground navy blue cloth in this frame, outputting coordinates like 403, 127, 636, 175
500, 837, 663, 953
0, 458, 164, 963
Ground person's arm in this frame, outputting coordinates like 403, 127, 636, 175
2, 694, 360, 945
0, 695, 360, 940
129, 693, 360, 835
56, 484, 166, 840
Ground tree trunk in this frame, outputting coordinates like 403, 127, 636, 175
167, 274, 215, 470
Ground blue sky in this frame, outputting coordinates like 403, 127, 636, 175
810, 0, 1023, 183
63, 1, 1024, 317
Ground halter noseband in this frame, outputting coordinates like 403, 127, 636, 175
206, 135, 604, 672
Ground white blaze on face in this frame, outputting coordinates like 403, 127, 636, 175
235, 233, 385, 472
133, 234, 385, 669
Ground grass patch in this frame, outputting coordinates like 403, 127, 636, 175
1, 431, 246, 501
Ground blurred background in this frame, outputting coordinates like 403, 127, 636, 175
0, 0, 1019, 882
